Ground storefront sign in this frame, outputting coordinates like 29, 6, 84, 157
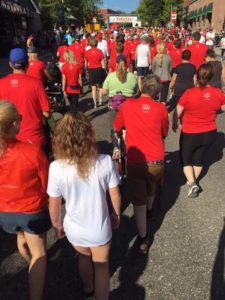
109, 16, 138, 23
0, 0, 31, 16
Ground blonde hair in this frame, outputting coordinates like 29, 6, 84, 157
52, 112, 98, 179
63, 50, 77, 65
28, 52, 38, 61
0, 101, 19, 156
116, 60, 127, 83
156, 43, 165, 68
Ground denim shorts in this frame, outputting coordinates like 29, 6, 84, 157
0, 209, 52, 235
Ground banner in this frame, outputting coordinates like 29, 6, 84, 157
109, 16, 138, 23
171, 11, 177, 23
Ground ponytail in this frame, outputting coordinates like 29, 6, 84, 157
156, 43, 165, 68
197, 64, 214, 89
116, 60, 127, 83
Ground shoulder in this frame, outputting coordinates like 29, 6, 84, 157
96, 154, 113, 167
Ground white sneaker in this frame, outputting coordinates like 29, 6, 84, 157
188, 182, 199, 198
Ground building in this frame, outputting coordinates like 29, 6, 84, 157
97, 8, 117, 26
184, 0, 225, 32
0, 0, 41, 57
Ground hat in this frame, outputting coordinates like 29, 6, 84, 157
9, 48, 28, 67
116, 54, 127, 64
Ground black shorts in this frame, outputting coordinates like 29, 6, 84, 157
88, 68, 106, 86
180, 130, 217, 166
137, 67, 149, 77
0, 209, 52, 235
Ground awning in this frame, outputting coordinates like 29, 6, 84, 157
207, 2, 213, 13
202, 5, 208, 16
0, 0, 37, 16
188, 10, 197, 20
197, 7, 203, 17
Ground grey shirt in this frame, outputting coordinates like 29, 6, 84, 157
152, 54, 172, 81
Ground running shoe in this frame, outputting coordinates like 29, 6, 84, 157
188, 182, 199, 198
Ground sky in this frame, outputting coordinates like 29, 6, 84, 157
101, 0, 140, 13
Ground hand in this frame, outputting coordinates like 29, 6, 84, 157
54, 225, 65, 239
110, 212, 120, 230
63, 91, 67, 97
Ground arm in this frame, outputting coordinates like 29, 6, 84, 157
62, 74, 67, 95
172, 104, 184, 133
78, 72, 82, 88
162, 106, 169, 138
193, 74, 197, 86
109, 186, 121, 229
148, 48, 152, 68
169, 73, 177, 89
221, 63, 225, 91
48, 196, 65, 239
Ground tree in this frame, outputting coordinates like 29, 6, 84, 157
39, 0, 103, 28
137, 0, 164, 26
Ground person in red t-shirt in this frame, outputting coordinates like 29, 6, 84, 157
68, 35, 85, 70
168, 39, 183, 73
0, 48, 50, 147
57, 39, 68, 70
187, 31, 208, 69
173, 64, 225, 198
62, 50, 82, 111
149, 38, 157, 64
27, 48, 47, 81
0, 101, 51, 300
113, 74, 169, 253
108, 41, 131, 72
85, 37, 106, 108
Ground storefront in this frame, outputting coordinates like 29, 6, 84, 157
186, 0, 225, 32
0, 0, 40, 57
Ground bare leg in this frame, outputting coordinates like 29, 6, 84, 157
193, 166, 203, 180
91, 85, 97, 107
99, 88, 103, 104
137, 76, 142, 92
133, 205, 147, 238
183, 166, 195, 184
91, 242, 110, 300
17, 231, 31, 263
24, 232, 47, 300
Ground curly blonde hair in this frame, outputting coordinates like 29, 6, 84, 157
52, 112, 98, 179
63, 50, 77, 65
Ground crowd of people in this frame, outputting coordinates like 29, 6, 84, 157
0, 24, 225, 300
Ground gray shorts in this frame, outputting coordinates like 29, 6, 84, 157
0, 209, 52, 235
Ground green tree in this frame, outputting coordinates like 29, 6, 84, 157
137, 0, 164, 26
39, 0, 103, 28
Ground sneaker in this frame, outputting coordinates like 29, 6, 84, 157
188, 182, 199, 198
137, 235, 151, 254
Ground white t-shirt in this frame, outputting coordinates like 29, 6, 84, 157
47, 154, 120, 247
200, 35, 205, 44
136, 44, 150, 67
221, 37, 225, 49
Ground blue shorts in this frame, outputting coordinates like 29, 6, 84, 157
137, 67, 149, 77
0, 209, 52, 235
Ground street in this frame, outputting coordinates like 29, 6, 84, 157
0, 89, 224, 300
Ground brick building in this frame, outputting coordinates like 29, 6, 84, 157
184, 0, 225, 32
97, 8, 117, 26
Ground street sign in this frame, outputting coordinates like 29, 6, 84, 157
171, 11, 177, 23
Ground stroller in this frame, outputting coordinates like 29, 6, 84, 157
45, 61, 66, 113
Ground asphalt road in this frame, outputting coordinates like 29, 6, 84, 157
0, 89, 225, 300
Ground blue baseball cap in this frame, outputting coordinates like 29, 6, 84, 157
9, 48, 28, 67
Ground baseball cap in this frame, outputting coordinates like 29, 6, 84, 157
9, 48, 28, 67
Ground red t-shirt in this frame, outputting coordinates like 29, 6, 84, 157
179, 86, 225, 133
187, 42, 208, 69
57, 45, 68, 63
109, 48, 131, 72
127, 41, 138, 60
27, 60, 46, 81
169, 48, 183, 68
85, 48, 104, 69
62, 63, 81, 94
150, 45, 157, 62
69, 42, 84, 68
0, 73, 50, 146
0, 141, 49, 213
113, 96, 169, 163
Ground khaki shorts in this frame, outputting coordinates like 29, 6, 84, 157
126, 162, 164, 206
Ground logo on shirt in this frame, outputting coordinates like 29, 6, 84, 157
203, 92, 211, 101
10, 79, 19, 88
142, 104, 151, 113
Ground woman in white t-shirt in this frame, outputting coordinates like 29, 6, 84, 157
47, 112, 121, 300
